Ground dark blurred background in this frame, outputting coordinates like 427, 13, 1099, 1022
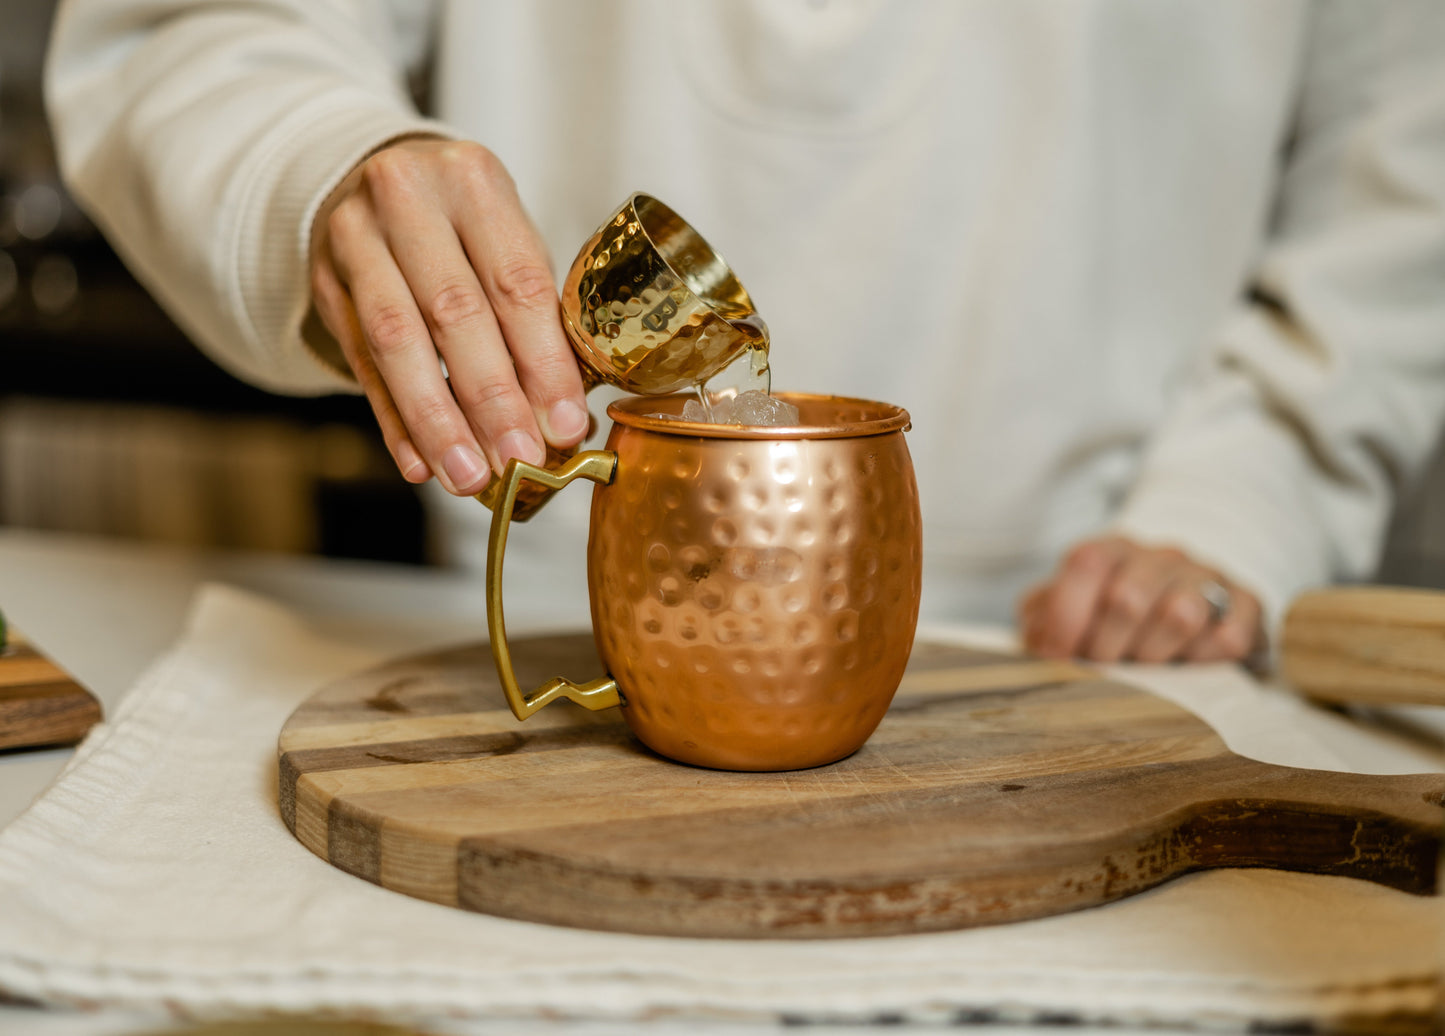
0, 0, 429, 564
3, 0, 1443, 587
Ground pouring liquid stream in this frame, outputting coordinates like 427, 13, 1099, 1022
693, 317, 772, 421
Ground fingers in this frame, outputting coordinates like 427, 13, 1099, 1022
310, 258, 429, 483
328, 194, 492, 495
1184, 587, 1264, 663
1017, 584, 1045, 634
309, 139, 588, 495
1024, 539, 1127, 659
441, 146, 588, 446
1082, 549, 1179, 663
1021, 537, 1267, 665
366, 169, 544, 476
1128, 581, 1214, 663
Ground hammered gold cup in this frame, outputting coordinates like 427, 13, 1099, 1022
561, 192, 766, 392
486, 393, 923, 771
476, 192, 766, 521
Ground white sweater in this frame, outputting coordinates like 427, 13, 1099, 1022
45, 0, 1445, 630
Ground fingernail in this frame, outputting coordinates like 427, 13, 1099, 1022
442, 444, 488, 492
498, 431, 544, 467
547, 399, 589, 440
395, 439, 429, 482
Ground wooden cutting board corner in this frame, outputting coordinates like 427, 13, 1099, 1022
0, 627, 102, 751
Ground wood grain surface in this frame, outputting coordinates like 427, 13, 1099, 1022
279, 635, 1443, 939
1282, 586, 1445, 706
0, 628, 101, 751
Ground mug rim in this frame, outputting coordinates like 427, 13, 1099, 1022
606, 392, 912, 440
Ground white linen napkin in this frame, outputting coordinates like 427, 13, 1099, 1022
0, 584, 1436, 1029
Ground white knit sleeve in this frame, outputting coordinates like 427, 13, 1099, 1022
1112, 0, 1445, 633
44, 0, 455, 394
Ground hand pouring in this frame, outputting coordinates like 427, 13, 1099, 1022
480, 196, 922, 771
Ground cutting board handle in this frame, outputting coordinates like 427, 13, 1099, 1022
1280, 586, 1445, 706
1190, 755, 1443, 895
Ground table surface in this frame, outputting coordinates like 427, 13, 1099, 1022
1, 527, 1441, 1036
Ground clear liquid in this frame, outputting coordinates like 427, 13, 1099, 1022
695, 321, 771, 421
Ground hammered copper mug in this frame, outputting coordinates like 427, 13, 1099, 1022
485, 392, 922, 771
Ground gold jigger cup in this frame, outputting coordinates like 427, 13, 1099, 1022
475, 193, 767, 520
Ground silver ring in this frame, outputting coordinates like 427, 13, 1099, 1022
1197, 579, 1232, 624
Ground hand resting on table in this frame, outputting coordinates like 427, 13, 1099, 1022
1020, 536, 1266, 665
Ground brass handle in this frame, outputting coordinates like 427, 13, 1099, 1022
486, 450, 621, 719
474, 363, 601, 522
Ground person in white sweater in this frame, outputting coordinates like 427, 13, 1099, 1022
44, 0, 1445, 663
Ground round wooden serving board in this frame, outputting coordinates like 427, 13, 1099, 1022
279, 635, 1442, 939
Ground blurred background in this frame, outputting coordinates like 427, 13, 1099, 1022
3, 0, 1444, 587
0, 0, 429, 565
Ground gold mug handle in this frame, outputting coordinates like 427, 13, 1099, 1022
486, 450, 622, 720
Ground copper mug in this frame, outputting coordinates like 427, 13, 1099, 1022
485, 392, 922, 771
